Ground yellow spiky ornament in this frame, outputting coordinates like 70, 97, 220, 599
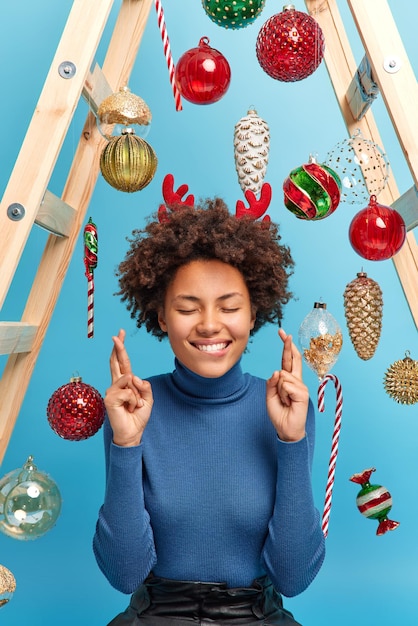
234, 108, 270, 195
383, 351, 418, 405
343, 271, 383, 360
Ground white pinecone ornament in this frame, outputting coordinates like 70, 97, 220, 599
234, 108, 270, 195
343, 271, 383, 360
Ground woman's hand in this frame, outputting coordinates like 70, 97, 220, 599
104, 329, 153, 447
266, 328, 309, 442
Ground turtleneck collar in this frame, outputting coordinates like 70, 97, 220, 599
170, 358, 249, 403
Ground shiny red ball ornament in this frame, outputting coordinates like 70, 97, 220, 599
349, 195, 406, 261
256, 5, 325, 82
47, 376, 105, 441
175, 36, 231, 104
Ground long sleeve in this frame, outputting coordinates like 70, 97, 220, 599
93, 418, 157, 593
93, 362, 326, 594
261, 401, 326, 596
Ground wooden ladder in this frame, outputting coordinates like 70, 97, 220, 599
304, 0, 418, 317
0, 0, 154, 464
0, 0, 417, 465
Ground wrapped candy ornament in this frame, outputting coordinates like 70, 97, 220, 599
383, 351, 418, 405
0, 456, 62, 540
350, 468, 399, 535
343, 272, 383, 360
47, 375, 105, 441
234, 108, 270, 195
283, 155, 341, 220
256, 5, 325, 82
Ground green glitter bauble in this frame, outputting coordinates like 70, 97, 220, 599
202, 0, 266, 29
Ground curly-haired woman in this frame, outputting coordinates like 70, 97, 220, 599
93, 197, 325, 625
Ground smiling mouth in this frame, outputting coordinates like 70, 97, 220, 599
193, 342, 230, 352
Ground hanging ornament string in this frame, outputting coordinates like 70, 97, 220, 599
317, 373, 343, 538
84, 217, 98, 339
154, 0, 182, 111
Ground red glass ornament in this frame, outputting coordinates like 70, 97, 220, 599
175, 36, 231, 104
47, 376, 105, 441
349, 195, 406, 261
256, 5, 325, 82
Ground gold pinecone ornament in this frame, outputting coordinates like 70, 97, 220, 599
234, 108, 270, 195
384, 352, 418, 405
343, 271, 383, 360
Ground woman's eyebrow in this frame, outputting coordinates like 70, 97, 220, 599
171, 292, 244, 303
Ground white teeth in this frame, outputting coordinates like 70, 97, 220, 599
196, 343, 228, 352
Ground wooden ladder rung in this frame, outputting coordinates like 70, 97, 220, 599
82, 63, 113, 115
35, 190, 76, 237
392, 186, 418, 232
0, 323, 38, 355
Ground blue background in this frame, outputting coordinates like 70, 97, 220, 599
0, 1, 417, 623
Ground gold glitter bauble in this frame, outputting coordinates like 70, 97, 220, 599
0, 564, 16, 607
98, 86, 151, 127
100, 129, 157, 193
383, 352, 418, 405
343, 271, 383, 360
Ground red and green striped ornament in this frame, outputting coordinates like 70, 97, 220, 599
350, 467, 399, 535
283, 155, 341, 220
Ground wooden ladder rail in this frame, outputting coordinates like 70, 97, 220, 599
0, 0, 154, 465
305, 0, 418, 328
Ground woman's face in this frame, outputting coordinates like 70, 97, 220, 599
158, 260, 256, 378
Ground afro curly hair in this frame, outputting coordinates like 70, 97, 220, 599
117, 198, 294, 339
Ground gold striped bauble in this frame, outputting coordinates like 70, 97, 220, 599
383, 352, 418, 405
100, 129, 157, 193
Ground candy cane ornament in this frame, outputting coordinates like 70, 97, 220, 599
154, 0, 182, 111
83, 218, 98, 339
317, 373, 343, 537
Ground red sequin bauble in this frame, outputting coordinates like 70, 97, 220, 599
349, 195, 406, 261
47, 377, 106, 441
175, 36, 231, 104
256, 6, 325, 82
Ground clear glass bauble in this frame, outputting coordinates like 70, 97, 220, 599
0, 456, 62, 540
325, 130, 390, 204
298, 302, 343, 379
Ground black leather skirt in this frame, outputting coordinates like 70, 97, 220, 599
107, 574, 302, 625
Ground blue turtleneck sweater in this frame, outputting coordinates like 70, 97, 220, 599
93, 359, 325, 597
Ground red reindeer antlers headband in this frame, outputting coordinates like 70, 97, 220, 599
158, 173, 271, 224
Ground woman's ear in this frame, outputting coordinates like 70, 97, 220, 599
250, 305, 257, 330
158, 309, 167, 332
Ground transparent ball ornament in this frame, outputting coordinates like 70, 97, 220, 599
96, 86, 152, 140
325, 130, 390, 204
298, 302, 343, 379
0, 456, 62, 540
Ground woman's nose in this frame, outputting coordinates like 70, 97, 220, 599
196, 309, 221, 334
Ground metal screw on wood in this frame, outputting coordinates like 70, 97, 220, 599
58, 61, 77, 79
7, 203, 25, 221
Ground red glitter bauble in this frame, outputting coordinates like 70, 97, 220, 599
47, 376, 105, 441
256, 5, 325, 82
349, 195, 406, 261
175, 36, 231, 104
